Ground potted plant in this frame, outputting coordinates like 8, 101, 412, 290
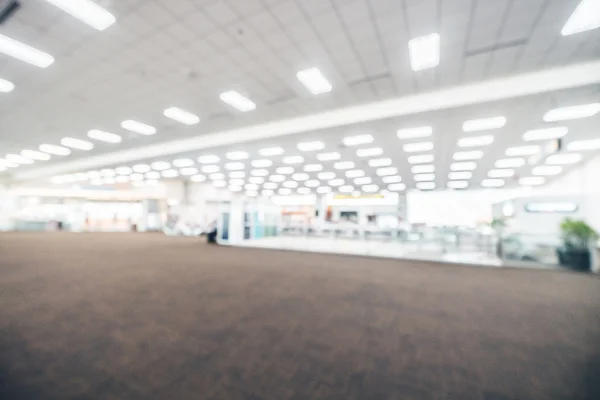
557, 218, 598, 271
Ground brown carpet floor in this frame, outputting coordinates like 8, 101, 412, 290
0, 232, 599, 400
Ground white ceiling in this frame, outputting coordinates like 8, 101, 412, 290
1, 0, 600, 193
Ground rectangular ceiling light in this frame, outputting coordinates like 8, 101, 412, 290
448, 171, 472, 180
0, 34, 54, 68
403, 141, 434, 152
334, 161, 355, 170
45, 0, 116, 31
447, 180, 469, 189
543, 103, 600, 121
297, 141, 325, 152
163, 107, 200, 125
276, 167, 294, 175
408, 33, 440, 71
545, 153, 582, 165
296, 67, 332, 94
173, 158, 194, 168
458, 135, 494, 148
5, 153, 33, 164
382, 176, 402, 184
488, 169, 515, 178
0, 78, 15, 92
408, 154, 434, 164
505, 145, 540, 156
567, 139, 600, 151
561, 0, 600, 35
343, 134, 373, 146
318, 172, 336, 180
450, 162, 477, 171
345, 169, 365, 178
87, 129, 122, 143
204, 166, 221, 174
220, 90, 256, 112
251, 169, 269, 177
317, 152, 341, 161
495, 158, 525, 168
304, 164, 323, 172
225, 162, 245, 171
411, 165, 435, 174
523, 127, 568, 141
519, 177, 546, 186
356, 147, 383, 157
388, 183, 406, 191
397, 126, 432, 139
533, 165, 563, 176
259, 147, 284, 156
252, 159, 273, 168
369, 158, 392, 167
481, 178, 505, 188
121, 120, 156, 135
354, 177, 372, 185
414, 173, 435, 182
282, 156, 304, 164
197, 155, 220, 164
462, 116, 506, 132
21, 149, 50, 161
61, 137, 94, 151
416, 182, 436, 190
376, 167, 398, 176
39, 144, 70, 156
226, 151, 249, 160
453, 150, 483, 160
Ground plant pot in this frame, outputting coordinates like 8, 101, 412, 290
557, 248, 591, 271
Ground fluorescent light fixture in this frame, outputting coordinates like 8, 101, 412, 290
73, 173, 88, 181
230, 179, 245, 186
246, 190, 259, 197
86, 171, 101, 179
403, 142, 434, 152
226, 151, 249, 160
61, 137, 94, 151
180, 167, 198, 176
334, 161, 355, 170
145, 171, 160, 179
304, 164, 323, 172
317, 152, 341, 161
248, 177, 264, 184
276, 167, 294, 174
544, 103, 600, 122
329, 179, 345, 186
202, 165, 220, 174
0, 78, 15, 92
173, 158, 194, 168
458, 135, 494, 148
361, 184, 379, 193
283, 181, 299, 188
244, 183, 259, 191
339, 185, 355, 193
229, 186, 243, 192
297, 141, 325, 152
220, 90, 256, 112
481, 178, 505, 188
411, 165, 434, 174
263, 182, 278, 189
448, 171, 472, 180
133, 164, 151, 173
262, 189, 275, 196
343, 134, 373, 146
414, 173, 435, 182
488, 169, 515, 178
20, 149, 50, 161
368, 158, 391, 168
210, 173, 225, 180
5, 153, 33, 164
345, 170, 365, 178
354, 177, 372, 185
292, 173, 310, 181
495, 158, 525, 168
116, 166, 133, 175
305, 180, 320, 188
377, 167, 398, 176
278, 188, 292, 195
388, 183, 406, 191
318, 172, 336, 180
225, 162, 245, 170
87, 129, 121, 143
163, 107, 200, 125
229, 171, 245, 179
462, 116, 506, 132
356, 147, 383, 157
519, 176, 545, 186
251, 169, 269, 177
546, 153, 582, 165
317, 186, 332, 194
44, 0, 115, 30
408, 33, 440, 71
382, 176, 402, 184
270, 175, 286, 182
213, 180, 227, 188
100, 168, 116, 177
197, 155, 220, 164
505, 145, 540, 156
252, 159, 272, 168
450, 162, 477, 171
191, 174, 207, 182
408, 154, 434, 164
453, 150, 483, 160
151, 161, 171, 171
259, 147, 284, 156
282, 156, 304, 164
447, 180, 469, 189
523, 127, 568, 141
0, 34, 54, 68
129, 173, 144, 181
161, 169, 179, 178
397, 126, 432, 139
567, 139, 600, 151
533, 165, 563, 176
296, 67, 332, 95
416, 182, 436, 190
561, 0, 600, 36
297, 187, 312, 194
121, 120, 156, 135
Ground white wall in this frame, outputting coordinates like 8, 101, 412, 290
536, 154, 600, 196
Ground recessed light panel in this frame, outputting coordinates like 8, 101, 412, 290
44, 0, 116, 30
152, 161, 171, 171
318, 172, 336, 180
276, 167, 294, 174
408, 154, 434, 164
545, 153, 582, 165
296, 67, 332, 94
226, 151, 249, 160
414, 173, 435, 182
259, 147, 284, 156
448, 171, 472, 180
121, 120, 156, 135
163, 107, 200, 125
567, 139, 600, 151
5, 153, 33, 164
453, 151, 483, 161
447, 180, 469, 189
416, 182, 436, 190
505, 145, 540, 156
519, 177, 545, 186
369, 158, 392, 167
411, 165, 435, 174
173, 158, 194, 168
523, 127, 568, 141
252, 159, 273, 168
334, 161, 355, 170
87, 129, 122, 143
197, 155, 220, 164
220, 91, 256, 112
495, 158, 525, 168
382, 176, 402, 184
457, 135, 494, 148
397, 126, 432, 139
282, 156, 304, 164
462, 116, 506, 132
343, 134, 373, 146
388, 183, 406, 191
481, 178, 505, 188
356, 147, 383, 157
225, 162, 246, 171
345, 170, 365, 178
21, 150, 50, 161
0, 34, 54, 68
202, 165, 220, 174
297, 141, 325, 152
403, 142, 434, 153
408, 33, 440, 71
532, 165, 563, 176
488, 169, 515, 178
304, 164, 323, 172
317, 152, 341, 161
450, 162, 477, 171
561, 0, 600, 36
0, 78, 15, 92
376, 167, 398, 176
354, 177, 372, 185
543, 103, 600, 121
61, 137, 94, 151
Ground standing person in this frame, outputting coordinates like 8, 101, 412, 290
206, 219, 218, 244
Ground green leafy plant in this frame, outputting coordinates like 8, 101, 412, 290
560, 218, 598, 251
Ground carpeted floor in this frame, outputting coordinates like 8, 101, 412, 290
0, 233, 599, 400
